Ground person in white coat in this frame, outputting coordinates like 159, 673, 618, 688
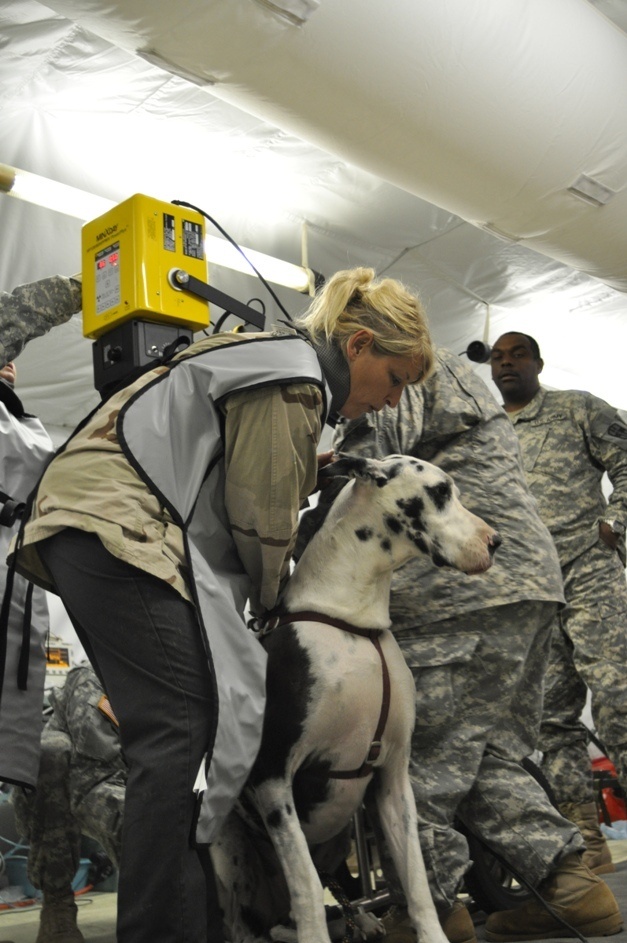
0, 359, 54, 792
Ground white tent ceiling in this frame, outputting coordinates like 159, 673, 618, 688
1, 0, 627, 446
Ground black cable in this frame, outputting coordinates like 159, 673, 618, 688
212, 310, 233, 335
171, 200, 296, 321
211, 298, 267, 335
464, 831, 589, 943
319, 870, 357, 943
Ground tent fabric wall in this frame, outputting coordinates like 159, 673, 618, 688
41, 0, 627, 291
1, 0, 627, 437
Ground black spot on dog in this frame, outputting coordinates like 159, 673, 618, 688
385, 515, 403, 534
355, 527, 373, 541
240, 905, 269, 939
396, 495, 426, 532
285, 803, 292, 816
267, 808, 283, 830
385, 461, 403, 480
425, 480, 452, 511
380, 537, 391, 552
432, 552, 448, 567
430, 539, 452, 568
408, 531, 428, 554
248, 626, 314, 786
292, 752, 333, 823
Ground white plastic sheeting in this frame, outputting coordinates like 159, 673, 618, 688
0, 0, 627, 440
40, 0, 627, 291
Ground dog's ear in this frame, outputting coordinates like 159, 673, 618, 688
319, 453, 389, 485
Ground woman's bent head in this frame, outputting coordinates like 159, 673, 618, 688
298, 267, 434, 419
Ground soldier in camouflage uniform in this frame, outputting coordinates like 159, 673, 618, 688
299, 347, 622, 943
12, 664, 126, 943
491, 331, 627, 884
0, 275, 82, 367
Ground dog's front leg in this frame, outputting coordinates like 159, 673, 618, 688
253, 780, 333, 943
375, 763, 448, 943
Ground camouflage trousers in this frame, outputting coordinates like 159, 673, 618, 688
12, 718, 125, 896
388, 600, 582, 910
12, 727, 124, 896
539, 540, 627, 805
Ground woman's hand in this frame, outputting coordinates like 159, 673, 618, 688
316, 450, 336, 490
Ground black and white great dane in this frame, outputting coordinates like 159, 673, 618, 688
213, 454, 501, 943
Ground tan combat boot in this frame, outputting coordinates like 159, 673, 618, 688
35, 890, 85, 943
559, 800, 616, 875
484, 852, 623, 941
383, 900, 477, 943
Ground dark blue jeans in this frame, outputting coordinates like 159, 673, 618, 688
39, 529, 223, 943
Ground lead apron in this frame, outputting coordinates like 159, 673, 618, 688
117, 335, 329, 844
0, 403, 53, 787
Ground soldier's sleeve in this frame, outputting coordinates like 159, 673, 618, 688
586, 394, 627, 523
222, 381, 323, 616
0, 274, 82, 366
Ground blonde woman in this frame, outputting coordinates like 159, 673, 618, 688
10, 267, 432, 943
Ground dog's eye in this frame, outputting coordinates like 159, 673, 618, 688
425, 481, 451, 511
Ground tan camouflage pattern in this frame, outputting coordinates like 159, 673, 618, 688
0, 275, 82, 367
299, 350, 578, 907
12, 666, 126, 895
508, 388, 627, 804
17, 331, 323, 617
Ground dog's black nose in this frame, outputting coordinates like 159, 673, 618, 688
488, 533, 502, 555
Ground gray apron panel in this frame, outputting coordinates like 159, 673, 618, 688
119, 336, 328, 841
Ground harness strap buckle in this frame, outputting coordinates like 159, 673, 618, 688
366, 741, 382, 764
257, 614, 280, 637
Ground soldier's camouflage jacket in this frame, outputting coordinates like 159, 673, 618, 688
509, 387, 627, 568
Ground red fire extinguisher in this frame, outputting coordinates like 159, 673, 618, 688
592, 754, 627, 825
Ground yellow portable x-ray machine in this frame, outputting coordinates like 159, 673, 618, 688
82, 194, 209, 395
82, 194, 267, 395
82, 194, 210, 339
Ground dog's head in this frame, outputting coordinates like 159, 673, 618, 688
319, 453, 501, 575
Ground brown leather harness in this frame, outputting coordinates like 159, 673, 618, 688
262, 610, 391, 780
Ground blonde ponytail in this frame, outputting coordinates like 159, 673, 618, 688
298, 267, 434, 380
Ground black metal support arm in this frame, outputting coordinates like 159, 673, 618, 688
169, 269, 266, 330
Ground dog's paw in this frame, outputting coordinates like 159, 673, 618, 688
270, 923, 299, 943
327, 908, 385, 942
